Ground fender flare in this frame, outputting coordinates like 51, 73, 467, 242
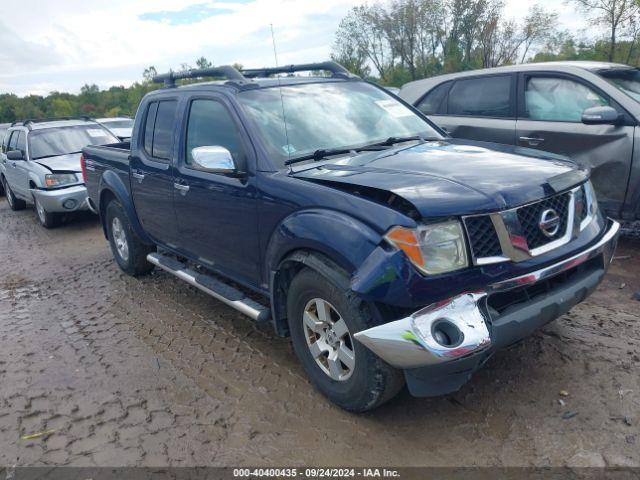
265, 208, 382, 336
98, 170, 151, 244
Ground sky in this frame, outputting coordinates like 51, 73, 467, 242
0, 0, 590, 97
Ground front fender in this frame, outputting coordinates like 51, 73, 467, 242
265, 208, 382, 278
99, 170, 151, 244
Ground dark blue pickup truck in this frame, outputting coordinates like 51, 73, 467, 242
82, 62, 620, 412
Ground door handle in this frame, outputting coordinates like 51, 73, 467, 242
174, 183, 190, 195
519, 136, 545, 146
132, 171, 145, 183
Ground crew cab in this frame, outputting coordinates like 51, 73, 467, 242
0, 118, 118, 227
82, 62, 619, 412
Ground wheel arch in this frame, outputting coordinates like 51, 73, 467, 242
98, 170, 151, 244
265, 208, 383, 337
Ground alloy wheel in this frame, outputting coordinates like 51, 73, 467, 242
303, 298, 355, 381
111, 217, 129, 262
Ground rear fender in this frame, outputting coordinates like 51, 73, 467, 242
98, 170, 151, 244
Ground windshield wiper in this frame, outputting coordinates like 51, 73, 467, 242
284, 145, 385, 166
32, 151, 82, 160
366, 135, 440, 148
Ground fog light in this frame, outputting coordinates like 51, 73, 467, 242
63, 199, 77, 210
431, 319, 463, 347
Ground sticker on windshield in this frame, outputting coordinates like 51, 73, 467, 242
87, 129, 108, 138
282, 144, 297, 155
375, 99, 413, 118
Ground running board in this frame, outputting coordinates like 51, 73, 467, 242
146, 253, 271, 322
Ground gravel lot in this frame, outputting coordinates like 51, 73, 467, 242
0, 200, 639, 468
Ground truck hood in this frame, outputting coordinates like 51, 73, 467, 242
34, 153, 82, 173
291, 139, 588, 218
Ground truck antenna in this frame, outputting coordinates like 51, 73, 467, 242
271, 23, 292, 172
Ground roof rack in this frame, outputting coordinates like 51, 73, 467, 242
152, 66, 248, 88
241, 61, 356, 79
11, 116, 95, 130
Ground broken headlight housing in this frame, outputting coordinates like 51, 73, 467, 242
384, 220, 469, 275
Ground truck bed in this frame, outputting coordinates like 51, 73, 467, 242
83, 142, 131, 212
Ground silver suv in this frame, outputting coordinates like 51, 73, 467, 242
0, 118, 118, 228
399, 61, 640, 221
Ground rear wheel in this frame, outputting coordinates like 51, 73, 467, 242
287, 267, 404, 412
105, 200, 155, 276
34, 196, 60, 228
4, 178, 26, 211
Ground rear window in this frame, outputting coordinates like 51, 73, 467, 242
143, 100, 177, 161
29, 125, 117, 160
448, 75, 512, 117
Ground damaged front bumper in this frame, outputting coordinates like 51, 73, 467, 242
354, 219, 620, 396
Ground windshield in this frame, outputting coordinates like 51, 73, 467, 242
29, 125, 117, 160
598, 68, 640, 102
237, 81, 441, 167
101, 119, 133, 128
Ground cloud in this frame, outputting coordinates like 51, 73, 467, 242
0, 0, 362, 96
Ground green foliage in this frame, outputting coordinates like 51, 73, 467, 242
0, 58, 218, 123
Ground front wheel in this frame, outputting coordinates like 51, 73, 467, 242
287, 267, 404, 412
4, 178, 26, 211
34, 196, 60, 228
105, 200, 155, 276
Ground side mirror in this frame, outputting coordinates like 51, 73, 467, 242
581, 106, 622, 125
7, 150, 24, 160
191, 146, 242, 175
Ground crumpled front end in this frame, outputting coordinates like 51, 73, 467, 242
353, 219, 620, 397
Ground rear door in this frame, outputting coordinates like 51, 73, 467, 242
129, 99, 180, 246
172, 95, 260, 284
415, 74, 516, 144
515, 72, 634, 216
3, 131, 22, 193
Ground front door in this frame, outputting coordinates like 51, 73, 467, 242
129, 99, 180, 247
420, 74, 516, 145
172, 96, 260, 284
516, 73, 634, 216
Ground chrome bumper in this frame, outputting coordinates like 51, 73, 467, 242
354, 219, 620, 369
30, 185, 90, 213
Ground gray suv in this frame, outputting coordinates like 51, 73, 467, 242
399, 61, 640, 220
0, 118, 117, 227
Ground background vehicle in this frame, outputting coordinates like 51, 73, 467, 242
0, 118, 118, 227
95, 117, 134, 141
83, 62, 618, 412
0, 123, 9, 196
399, 61, 640, 221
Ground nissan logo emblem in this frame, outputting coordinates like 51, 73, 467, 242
539, 209, 561, 237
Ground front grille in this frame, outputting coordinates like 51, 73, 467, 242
574, 185, 588, 223
516, 192, 571, 249
464, 215, 502, 259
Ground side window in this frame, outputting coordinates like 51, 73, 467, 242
448, 75, 512, 117
152, 101, 178, 160
525, 76, 609, 122
15, 131, 26, 153
7, 131, 18, 151
143, 102, 158, 156
416, 82, 450, 115
142, 100, 177, 161
185, 99, 245, 168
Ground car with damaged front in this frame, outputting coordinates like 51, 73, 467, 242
82, 62, 620, 412
0, 118, 118, 227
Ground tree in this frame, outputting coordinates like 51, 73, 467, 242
196, 56, 213, 69
569, 0, 639, 61
143, 66, 158, 83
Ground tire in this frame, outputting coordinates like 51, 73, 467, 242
4, 178, 26, 211
287, 267, 404, 412
34, 196, 60, 228
105, 200, 155, 276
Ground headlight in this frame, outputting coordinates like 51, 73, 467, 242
384, 220, 469, 275
45, 173, 78, 188
584, 180, 598, 217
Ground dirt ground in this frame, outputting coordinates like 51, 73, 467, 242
0, 200, 638, 468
